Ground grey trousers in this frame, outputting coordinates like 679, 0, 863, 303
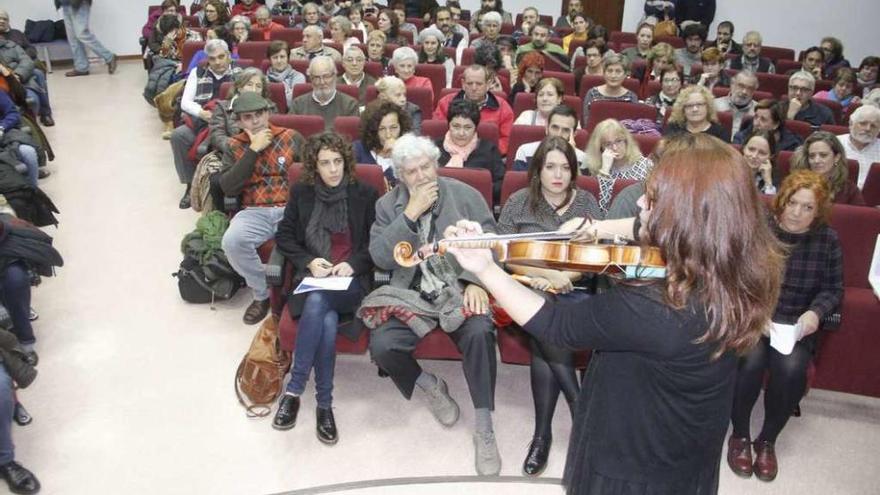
170, 125, 196, 184
221, 206, 285, 301
369, 314, 497, 410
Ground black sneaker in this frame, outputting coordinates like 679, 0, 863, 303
0, 461, 40, 494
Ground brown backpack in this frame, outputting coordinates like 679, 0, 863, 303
234, 315, 292, 417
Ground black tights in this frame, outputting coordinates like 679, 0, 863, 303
530, 337, 580, 440
731, 337, 812, 443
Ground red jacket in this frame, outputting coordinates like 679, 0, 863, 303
230, 3, 260, 21
433, 90, 514, 155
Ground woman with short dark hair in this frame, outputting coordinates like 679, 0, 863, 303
353, 100, 413, 187
272, 132, 380, 441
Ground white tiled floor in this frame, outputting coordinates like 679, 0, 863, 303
13, 60, 880, 495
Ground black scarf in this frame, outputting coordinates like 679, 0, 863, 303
305, 179, 349, 260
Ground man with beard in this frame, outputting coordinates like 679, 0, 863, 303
726, 31, 775, 74
674, 23, 707, 79
431, 6, 468, 52
289, 56, 359, 131
514, 23, 568, 71
837, 105, 880, 188
714, 71, 759, 140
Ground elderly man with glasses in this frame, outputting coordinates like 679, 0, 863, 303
289, 56, 360, 130
784, 70, 835, 126
339, 47, 375, 102
714, 71, 759, 140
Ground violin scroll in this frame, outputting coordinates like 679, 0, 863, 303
393, 241, 420, 267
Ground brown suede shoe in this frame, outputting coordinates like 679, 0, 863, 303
753, 440, 778, 482
243, 298, 270, 325
726, 436, 753, 478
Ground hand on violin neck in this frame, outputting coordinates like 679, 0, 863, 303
443, 220, 495, 275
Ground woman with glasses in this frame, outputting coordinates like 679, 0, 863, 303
644, 66, 682, 124
663, 85, 728, 142
584, 119, 654, 213
581, 53, 638, 128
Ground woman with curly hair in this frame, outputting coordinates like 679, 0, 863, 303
508, 51, 544, 104
353, 100, 413, 187
272, 132, 381, 441
200, 0, 231, 29
790, 131, 865, 205
663, 85, 728, 142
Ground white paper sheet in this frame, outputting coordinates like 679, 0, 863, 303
769, 322, 802, 355
293, 277, 353, 295
869, 234, 880, 299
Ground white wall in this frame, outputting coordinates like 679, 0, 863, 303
3, 1, 878, 64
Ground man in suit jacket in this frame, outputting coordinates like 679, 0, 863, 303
54, 0, 117, 77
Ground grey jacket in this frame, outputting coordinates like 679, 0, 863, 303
0, 40, 37, 92
369, 176, 496, 291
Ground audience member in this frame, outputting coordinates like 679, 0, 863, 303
512, 7, 540, 41
471, 12, 503, 51
418, 28, 455, 89
515, 23, 569, 71
814, 68, 861, 110
200, 0, 231, 29
377, 8, 407, 46
635, 41, 675, 83
347, 4, 369, 39
664, 85, 728, 141
728, 169, 842, 483
339, 46, 375, 101
513, 105, 585, 171
362, 133, 500, 476
375, 75, 423, 133
793, 46, 824, 79
391, 2, 419, 38
326, 16, 360, 54
675, 0, 715, 30
856, 56, 880, 96
431, 6, 469, 52
557, 0, 584, 28
783, 70, 835, 126
218, 92, 302, 324
402, 0, 438, 24
319, 0, 342, 17
707, 20, 741, 55
643, 0, 675, 23
267, 40, 306, 109
837, 105, 880, 188
230, 0, 261, 20
697, 47, 730, 89
820, 36, 850, 80
734, 99, 804, 152
365, 30, 391, 73
0, 10, 37, 61
229, 15, 252, 44
470, 0, 513, 33
581, 53, 638, 128
290, 56, 359, 131
0, 91, 39, 186
727, 31, 775, 74
621, 23, 654, 63
674, 23, 707, 78
270, 0, 301, 17
295, 3, 326, 29
171, 39, 241, 208
714, 70, 759, 140
0, 344, 40, 493
55, 0, 117, 77
434, 65, 515, 155
740, 129, 779, 194
791, 131, 864, 205
507, 52, 543, 105
515, 77, 565, 126
253, 6, 286, 39
291, 25, 342, 62
436, 99, 505, 203
645, 66, 683, 124
271, 131, 379, 441
354, 100, 413, 185
391, 47, 434, 103
473, 43, 509, 94
209, 67, 276, 165
496, 135, 597, 477
562, 13, 589, 55
580, 40, 606, 77
0, 31, 53, 127
584, 118, 654, 212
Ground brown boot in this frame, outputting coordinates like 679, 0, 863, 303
726, 436, 753, 478
753, 440, 778, 482
161, 121, 174, 140
243, 299, 270, 325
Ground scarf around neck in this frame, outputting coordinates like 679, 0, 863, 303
305, 178, 349, 260
442, 132, 478, 168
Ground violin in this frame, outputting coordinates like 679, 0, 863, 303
392, 231, 665, 276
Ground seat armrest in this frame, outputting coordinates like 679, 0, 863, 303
265, 245, 286, 287
822, 312, 841, 331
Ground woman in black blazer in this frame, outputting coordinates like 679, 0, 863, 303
435, 99, 505, 205
272, 132, 379, 443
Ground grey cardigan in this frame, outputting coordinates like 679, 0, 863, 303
369, 176, 496, 290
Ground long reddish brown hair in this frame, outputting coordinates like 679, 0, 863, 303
643, 134, 785, 358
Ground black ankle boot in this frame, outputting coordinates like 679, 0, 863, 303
316, 407, 338, 445
179, 185, 191, 209
522, 436, 551, 477
272, 395, 300, 430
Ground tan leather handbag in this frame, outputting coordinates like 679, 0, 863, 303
234, 316, 292, 417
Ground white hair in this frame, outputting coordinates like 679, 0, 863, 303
390, 46, 419, 66
789, 70, 816, 90
303, 24, 322, 36
255, 6, 270, 17
375, 75, 405, 94
863, 88, 880, 108
391, 133, 441, 179
480, 11, 502, 27
229, 15, 251, 29
205, 39, 230, 55
850, 105, 880, 124
733, 70, 759, 87
308, 55, 337, 75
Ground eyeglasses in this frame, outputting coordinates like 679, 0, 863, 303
788, 85, 812, 93
662, 78, 681, 84
310, 74, 336, 83
601, 138, 626, 149
684, 103, 706, 110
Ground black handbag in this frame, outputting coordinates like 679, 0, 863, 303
24, 20, 55, 43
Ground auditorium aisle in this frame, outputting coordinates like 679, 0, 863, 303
15, 60, 880, 495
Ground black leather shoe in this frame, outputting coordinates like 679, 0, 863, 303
38, 116, 54, 127
316, 407, 338, 445
522, 436, 551, 477
13, 403, 32, 427
37, 169, 50, 179
243, 299, 270, 325
178, 187, 191, 209
272, 395, 299, 430
0, 461, 40, 494
107, 54, 118, 74
21, 351, 37, 367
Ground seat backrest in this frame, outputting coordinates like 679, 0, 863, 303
755, 73, 790, 99
289, 58, 310, 75
654, 35, 684, 48
436, 167, 493, 211
819, 124, 849, 135
515, 13, 553, 27
420, 119, 448, 141
862, 162, 880, 207
500, 171, 529, 207
716, 111, 734, 141
543, 70, 577, 95
354, 163, 388, 196
585, 101, 658, 133
633, 134, 660, 156
784, 119, 814, 141
333, 116, 361, 142
477, 122, 500, 143
416, 64, 448, 103
761, 45, 796, 62
579, 75, 640, 99
829, 204, 880, 288
575, 176, 600, 197
506, 125, 546, 170
237, 41, 272, 63
269, 114, 326, 137
181, 41, 206, 72
813, 98, 843, 124
291, 83, 360, 101
775, 59, 801, 75
610, 31, 637, 45
644, 80, 662, 100
218, 82, 289, 114
406, 86, 434, 117
460, 48, 476, 66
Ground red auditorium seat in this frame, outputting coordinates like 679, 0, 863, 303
269, 114, 325, 137
755, 73, 790, 99
420, 119, 447, 141
291, 83, 360, 101
511, 93, 583, 124
506, 125, 546, 170
543, 71, 577, 95
813, 98, 843, 124
820, 124, 849, 135
333, 116, 361, 142
237, 41, 272, 64
784, 120, 814, 141
436, 167, 493, 210
610, 31, 637, 45
861, 163, 880, 207
181, 41, 206, 71
633, 134, 661, 156
219, 82, 289, 114
761, 46, 796, 62
415, 64, 447, 104
584, 101, 659, 133
775, 59, 802, 75
578, 75, 640, 99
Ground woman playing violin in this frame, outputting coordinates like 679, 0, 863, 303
496, 136, 600, 477
445, 133, 786, 495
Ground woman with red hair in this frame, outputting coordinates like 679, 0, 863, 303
508, 51, 544, 105
445, 133, 785, 495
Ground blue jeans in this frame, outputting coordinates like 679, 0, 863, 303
61, 4, 114, 72
0, 367, 13, 465
0, 263, 34, 345
26, 69, 52, 118
286, 285, 363, 408
17, 145, 39, 187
